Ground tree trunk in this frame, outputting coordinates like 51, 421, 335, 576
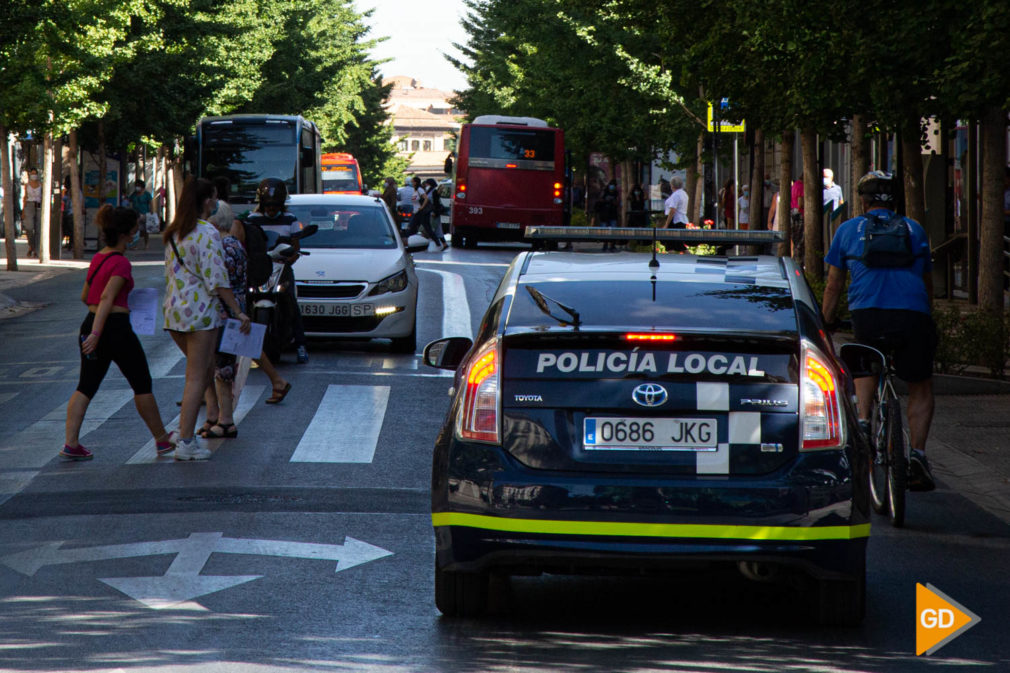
849, 114, 869, 217
50, 135, 63, 260
802, 128, 823, 277
685, 134, 700, 225
97, 121, 107, 235
1, 125, 17, 271
901, 120, 926, 225
70, 130, 86, 259
749, 128, 765, 230
39, 131, 54, 263
620, 159, 632, 227
778, 132, 794, 257
978, 107, 1006, 313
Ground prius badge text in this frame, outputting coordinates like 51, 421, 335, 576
632, 383, 668, 408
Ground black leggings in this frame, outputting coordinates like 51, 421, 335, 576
77, 313, 153, 398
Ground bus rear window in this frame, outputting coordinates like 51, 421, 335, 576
468, 127, 556, 167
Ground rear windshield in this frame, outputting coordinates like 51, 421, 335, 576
467, 127, 556, 169
288, 205, 397, 249
510, 280, 796, 332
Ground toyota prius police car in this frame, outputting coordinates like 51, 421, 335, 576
423, 227, 870, 625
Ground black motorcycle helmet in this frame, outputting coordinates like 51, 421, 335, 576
856, 171, 895, 204
256, 178, 288, 213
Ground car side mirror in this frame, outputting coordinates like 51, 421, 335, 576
423, 337, 473, 370
838, 343, 885, 378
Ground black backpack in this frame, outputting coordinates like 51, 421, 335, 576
242, 218, 272, 286
431, 189, 445, 217
856, 212, 919, 268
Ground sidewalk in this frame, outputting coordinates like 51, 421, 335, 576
0, 236, 167, 317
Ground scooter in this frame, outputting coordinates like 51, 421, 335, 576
248, 225, 317, 363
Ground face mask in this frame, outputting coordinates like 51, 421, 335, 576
136, 186, 142, 192
130, 229, 141, 246
210, 202, 219, 216
823, 178, 831, 187
29, 174, 38, 181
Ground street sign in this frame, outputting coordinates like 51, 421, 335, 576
707, 102, 745, 133
1, 532, 394, 610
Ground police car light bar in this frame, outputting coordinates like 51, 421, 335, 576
524, 226, 784, 246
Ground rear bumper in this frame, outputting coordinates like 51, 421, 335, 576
432, 441, 869, 579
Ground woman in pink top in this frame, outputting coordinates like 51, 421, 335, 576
62, 205, 176, 460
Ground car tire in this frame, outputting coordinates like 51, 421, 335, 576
811, 556, 866, 626
390, 323, 417, 354
435, 564, 488, 618
464, 235, 478, 249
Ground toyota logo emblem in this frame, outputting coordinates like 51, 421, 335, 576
632, 383, 668, 407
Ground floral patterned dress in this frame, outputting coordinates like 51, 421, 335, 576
163, 221, 230, 332
214, 235, 249, 382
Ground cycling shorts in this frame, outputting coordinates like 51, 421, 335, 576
850, 308, 936, 383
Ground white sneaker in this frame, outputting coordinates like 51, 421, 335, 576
174, 436, 212, 461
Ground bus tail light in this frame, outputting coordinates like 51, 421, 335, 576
458, 341, 500, 443
800, 342, 845, 451
456, 182, 466, 199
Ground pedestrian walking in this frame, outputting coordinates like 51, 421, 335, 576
593, 180, 620, 251
381, 177, 397, 216
198, 205, 248, 439
62, 205, 177, 460
163, 177, 251, 461
627, 183, 648, 227
718, 179, 735, 229
420, 179, 448, 250
129, 179, 155, 249
790, 175, 805, 261
738, 184, 750, 230
662, 176, 690, 252
21, 168, 42, 257
823, 169, 844, 215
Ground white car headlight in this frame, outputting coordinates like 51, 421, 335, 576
368, 270, 409, 296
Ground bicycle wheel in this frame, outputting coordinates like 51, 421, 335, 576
885, 390, 907, 528
868, 391, 889, 515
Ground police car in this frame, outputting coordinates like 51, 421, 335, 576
423, 227, 870, 625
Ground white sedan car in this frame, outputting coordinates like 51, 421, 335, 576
287, 194, 425, 352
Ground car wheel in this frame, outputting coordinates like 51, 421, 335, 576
435, 564, 488, 618
464, 235, 478, 249
450, 233, 464, 248
390, 323, 417, 354
811, 556, 866, 626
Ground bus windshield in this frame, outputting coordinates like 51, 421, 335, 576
322, 166, 359, 193
202, 122, 297, 198
468, 127, 556, 170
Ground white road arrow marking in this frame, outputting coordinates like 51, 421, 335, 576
1, 532, 393, 610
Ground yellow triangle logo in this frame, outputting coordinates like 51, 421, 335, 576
916, 583, 981, 656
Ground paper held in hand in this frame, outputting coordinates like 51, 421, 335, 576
127, 288, 159, 335
219, 319, 266, 358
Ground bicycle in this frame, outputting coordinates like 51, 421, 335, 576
839, 336, 909, 528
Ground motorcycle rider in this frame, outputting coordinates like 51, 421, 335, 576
241, 178, 310, 364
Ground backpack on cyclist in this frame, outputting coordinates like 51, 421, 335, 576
856, 212, 919, 268
241, 218, 273, 286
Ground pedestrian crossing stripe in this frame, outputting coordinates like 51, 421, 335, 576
431, 512, 871, 541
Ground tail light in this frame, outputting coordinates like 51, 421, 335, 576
458, 340, 500, 443
800, 342, 845, 451
553, 182, 562, 198
456, 182, 466, 199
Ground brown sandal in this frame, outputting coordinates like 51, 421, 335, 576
265, 382, 291, 404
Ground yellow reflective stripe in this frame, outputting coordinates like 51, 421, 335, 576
432, 512, 870, 541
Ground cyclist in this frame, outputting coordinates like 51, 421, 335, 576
821, 171, 936, 491
241, 178, 310, 364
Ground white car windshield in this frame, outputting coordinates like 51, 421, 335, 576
290, 205, 397, 249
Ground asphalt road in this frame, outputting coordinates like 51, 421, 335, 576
0, 243, 1007, 672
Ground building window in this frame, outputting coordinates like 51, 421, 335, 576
398, 139, 408, 151
423, 140, 432, 151
411, 140, 420, 151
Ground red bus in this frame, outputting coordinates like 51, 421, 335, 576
321, 152, 363, 194
451, 115, 565, 248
